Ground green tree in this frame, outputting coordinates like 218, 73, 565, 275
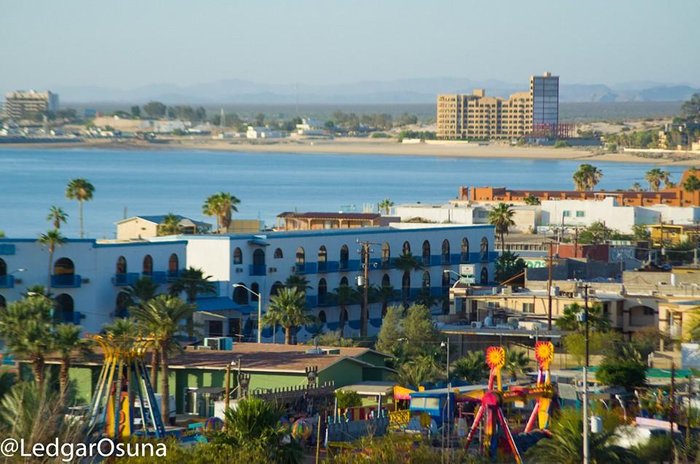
284, 274, 312, 295
263, 288, 312, 345
402, 304, 440, 358
169, 267, 215, 337
632, 224, 650, 241
555, 302, 610, 332
53, 323, 88, 399
335, 390, 362, 410
645, 168, 671, 192
375, 305, 404, 355
203, 192, 240, 232
0, 296, 54, 387
572, 164, 603, 191
488, 203, 516, 251
505, 349, 530, 381
395, 354, 442, 389
683, 171, 700, 193
377, 198, 394, 215
679, 93, 700, 123
130, 105, 141, 118
578, 221, 614, 244
46, 205, 68, 230
563, 331, 620, 366
329, 284, 360, 335
393, 252, 423, 307
65, 178, 95, 238
127, 276, 160, 304
523, 194, 541, 205
130, 295, 195, 425
157, 213, 182, 236
38, 229, 66, 292
596, 345, 646, 390
525, 408, 635, 464
452, 351, 488, 383
495, 251, 527, 283
143, 101, 167, 118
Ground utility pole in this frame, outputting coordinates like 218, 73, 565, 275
583, 284, 590, 464
547, 241, 554, 331
357, 240, 377, 337
670, 362, 677, 460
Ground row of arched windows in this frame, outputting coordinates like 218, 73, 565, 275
116, 253, 179, 274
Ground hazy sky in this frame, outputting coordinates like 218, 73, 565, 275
1, 0, 698, 91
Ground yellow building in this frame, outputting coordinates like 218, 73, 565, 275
649, 224, 700, 247
436, 72, 557, 140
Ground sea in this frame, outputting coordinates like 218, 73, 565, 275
0, 147, 689, 239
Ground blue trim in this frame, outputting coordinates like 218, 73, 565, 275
0, 244, 16, 255
249, 264, 266, 276
112, 272, 139, 286
51, 274, 82, 288
0, 275, 15, 288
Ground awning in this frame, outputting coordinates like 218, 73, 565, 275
248, 239, 269, 247
196, 297, 255, 315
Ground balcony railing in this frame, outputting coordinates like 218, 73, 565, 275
249, 264, 267, 276
51, 274, 82, 288
112, 272, 139, 286
145, 271, 168, 284
296, 263, 317, 274
0, 275, 15, 288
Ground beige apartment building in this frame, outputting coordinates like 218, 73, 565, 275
437, 73, 558, 140
4, 90, 59, 120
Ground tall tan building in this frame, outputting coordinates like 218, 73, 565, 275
437, 73, 558, 140
4, 90, 59, 120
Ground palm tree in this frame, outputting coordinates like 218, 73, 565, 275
65, 178, 95, 238
127, 276, 160, 304
0, 296, 53, 387
645, 168, 671, 192
572, 164, 603, 191
524, 408, 635, 464
523, 194, 541, 205
53, 323, 88, 399
555, 302, 610, 332
488, 203, 516, 252
395, 355, 442, 389
683, 172, 700, 193
262, 288, 312, 345
284, 274, 312, 294
103, 318, 154, 381
130, 295, 195, 425
393, 252, 423, 307
38, 229, 66, 293
630, 182, 644, 192
157, 213, 182, 236
452, 351, 488, 383
329, 284, 360, 336
202, 192, 240, 233
46, 206, 68, 230
505, 350, 530, 381
169, 266, 215, 337
377, 198, 394, 215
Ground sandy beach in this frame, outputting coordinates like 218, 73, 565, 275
2, 136, 699, 166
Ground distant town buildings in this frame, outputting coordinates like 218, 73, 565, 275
275, 212, 397, 231
4, 90, 59, 120
436, 72, 570, 140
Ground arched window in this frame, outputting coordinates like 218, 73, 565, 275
296, 247, 305, 271
274, 248, 283, 259
233, 283, 249, 304
442, 271, 451, 314
339, 308, 349, 329
382, 273, 390, 287
116, 291, 130, 318
253, 249, 265, 266
143, 255, 153, 275
480, 237, 489, 261
168, 254, 179, 275
402, 271, 411, 302
54, 293, 74, 323
441, 239, 450, 264
53, 258, 75, 287
340, 245, 349, 270
318, 246, 327, 272
318, 278, 328, 305
402, 241, 411, 255
318, 310, 327, 324
116, 256, 127, 274
270, 281, 283, 297
422, 271, 431, 289
422, 240, 431, 266
251, 283, 260, 301
480, 267, 488, 285
233, 247, 243, 265
340, 276, 349, 287
381, 242, 390, 267
0, 258, 6, 276
461, 238, 470, 263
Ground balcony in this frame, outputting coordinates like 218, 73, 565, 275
249, 264, 267, 276
144, 271, 168, 284
112, 272, 139, 286
167, 270, 180, 281
51, 274, 82, 288
295, 263, 317, 274
0, 275, 15, 288
55, 310, 84, 325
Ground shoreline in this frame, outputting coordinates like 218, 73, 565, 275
2, 137, 699, 166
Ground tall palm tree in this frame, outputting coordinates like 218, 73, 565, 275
393, 252, 423, 308
38, 229, 66, 293
202, 192, 240, 233
0, 296, 53, 388
46, 206, 68, 230
169, 267, 216, 337
53, 323, 88, 399
157, 213, 182, 236
329, 284, 360, 336
395, 354, 442, 389
103, 318, 155, 382
127, 276, 160, 304
645, 168, 671, 192
452, 351, 488, 383
284, 274, 312, 294
262, 288, 312, 345
572, 164, 603, 191
505, 349, 530, 381
130, 295, 195, 425
377, 198, 394, 215
65, 178, 95, 238
488, 203, 516, 252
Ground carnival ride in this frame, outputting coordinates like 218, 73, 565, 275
86, 333, 166, 440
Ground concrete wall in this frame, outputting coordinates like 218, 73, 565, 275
116, 218, 159, 240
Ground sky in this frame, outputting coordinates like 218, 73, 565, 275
1, 0, 699, 93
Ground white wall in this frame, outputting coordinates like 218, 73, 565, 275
541, 197, 637, 233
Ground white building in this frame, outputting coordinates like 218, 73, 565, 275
295, 118, 328, 136
0, 224, 496, 342
394, 202, 539, 233
246, 126, 285, 139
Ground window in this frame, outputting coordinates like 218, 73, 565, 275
296, 247, 305, 267
168, 254, 179, 274
576, 211, 585, 218
522, 303, 535, 313
318, 278, 327, 305
318, 246, 327, 263
422, 240, 431, 266
233, 283, 248, 304
340, 245, 349, 269
273, 248, 283, 259
402, 241, 411, 255
143, 255, 153, 274
422, 271, 430, 289
643, 307, 654, 316
233, 247, 243, 265
250, 283, 259, 301
253, 249, 265, 267
461, 238, 470, 263
563, 210, 571, 218
441, 239, 450, 264
116, 256, 127, 274
480, 237, 488, 261
381, 242, 390, 266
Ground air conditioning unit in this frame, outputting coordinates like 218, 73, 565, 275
204, 337, 234, 350
235, 268, 243, 273
471, 321, 483, 329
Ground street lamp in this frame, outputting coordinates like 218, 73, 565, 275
232, 284, 262, 344
577, 284, 591, 464
441, 337, 451, 455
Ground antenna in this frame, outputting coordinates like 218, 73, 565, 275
220, 108, 225, 129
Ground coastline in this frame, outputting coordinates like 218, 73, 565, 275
2, 137, 699, 166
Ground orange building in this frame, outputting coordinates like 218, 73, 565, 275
462, 169, 700, 207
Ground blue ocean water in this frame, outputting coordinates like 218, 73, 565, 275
0, 147, 688, 239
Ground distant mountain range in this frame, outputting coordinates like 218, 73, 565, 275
44, 78, 700, 104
